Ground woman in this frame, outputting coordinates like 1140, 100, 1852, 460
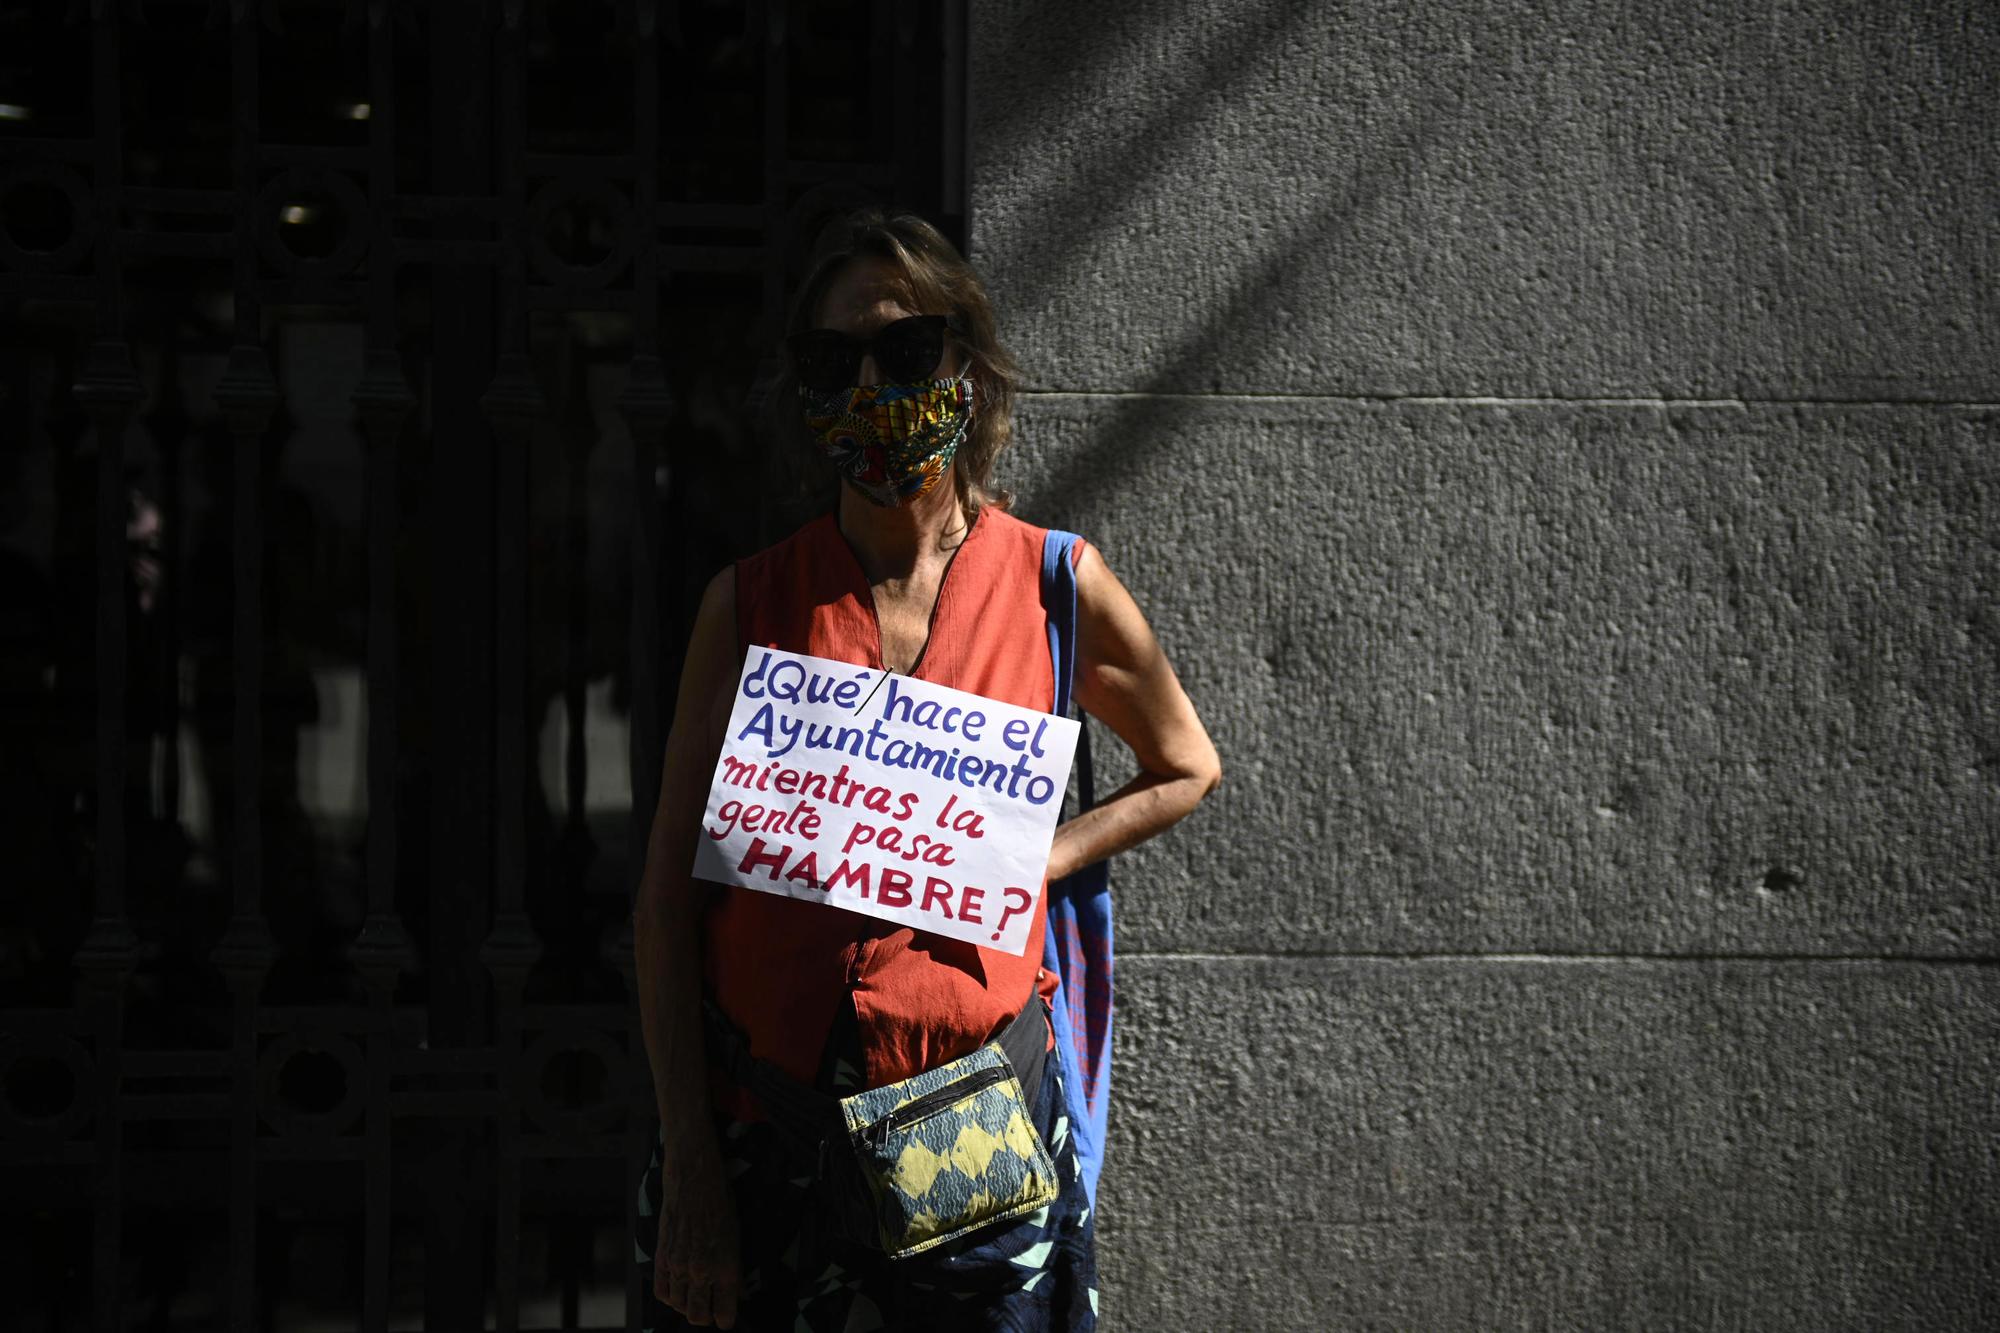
633, 207, 1221, 1331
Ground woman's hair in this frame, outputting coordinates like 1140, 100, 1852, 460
771, 206, 1025, 513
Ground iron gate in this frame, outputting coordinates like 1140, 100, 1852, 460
0, 1, 967, 1327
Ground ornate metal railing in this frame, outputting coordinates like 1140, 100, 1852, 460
0, 2, 965, 1328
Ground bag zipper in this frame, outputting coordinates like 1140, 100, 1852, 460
862, 1063, 1012, 1151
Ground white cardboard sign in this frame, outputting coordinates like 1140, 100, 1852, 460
691, 647, 1079, 957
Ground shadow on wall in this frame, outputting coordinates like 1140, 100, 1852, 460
990, 70, 1462, 528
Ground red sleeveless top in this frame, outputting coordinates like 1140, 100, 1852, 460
703, 505, 1073, 1120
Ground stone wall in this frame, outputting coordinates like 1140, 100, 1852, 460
969, 3, 1999, 1327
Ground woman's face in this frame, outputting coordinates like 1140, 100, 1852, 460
801, 254, 976, 510
813, 256, 962, 386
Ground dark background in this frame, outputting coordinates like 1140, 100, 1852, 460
0, 1, 965, 1328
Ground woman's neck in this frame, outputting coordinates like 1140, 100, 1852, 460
835, 475, 971, 584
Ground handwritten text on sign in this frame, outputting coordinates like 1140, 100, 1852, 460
691, 648, 1079, 956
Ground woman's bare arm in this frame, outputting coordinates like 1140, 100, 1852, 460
1045, 543, 1222, 882
633, 567, 742, 1327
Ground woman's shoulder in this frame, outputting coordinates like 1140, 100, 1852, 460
971, 502, 1089, 556
971, 504, 1093, 578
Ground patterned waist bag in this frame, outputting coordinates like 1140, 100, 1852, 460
702, 990, 1060, 1259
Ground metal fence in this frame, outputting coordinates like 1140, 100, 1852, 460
0, 2, 965, 1327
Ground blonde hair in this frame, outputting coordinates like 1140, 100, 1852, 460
776, 207, 1025, 513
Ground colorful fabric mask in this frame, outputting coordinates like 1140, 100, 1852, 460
801, 372, 974, 507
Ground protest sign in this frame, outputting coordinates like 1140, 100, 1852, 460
690, 647, 1080, 957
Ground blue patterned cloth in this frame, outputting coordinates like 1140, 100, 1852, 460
636, 1006, 1099, 1331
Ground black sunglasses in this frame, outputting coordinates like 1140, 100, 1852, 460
786, 314, 961, 393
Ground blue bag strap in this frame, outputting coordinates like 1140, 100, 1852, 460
1039, 527, 1113, 1207
1043, 529, 1081, 720
1043, 531, 1095, 826
1041, 528, 1096, 816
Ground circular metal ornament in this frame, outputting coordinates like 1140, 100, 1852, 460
254, 167, 371, 280
525, 173, 637, 290
519, 1024, 626, 1136
257, 1031, 366, 1137
0, 1032, 96, 1142
0, 162, 96, 274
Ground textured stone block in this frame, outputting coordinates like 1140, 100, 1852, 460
970, 0, 2000, 398
1002, 395, 1998, 956
1093, 957, 2000, 1331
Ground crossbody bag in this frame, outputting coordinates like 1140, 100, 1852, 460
702, 986, 1060, 1259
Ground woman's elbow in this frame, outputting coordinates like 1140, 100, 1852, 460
1185, 741, 1222, 804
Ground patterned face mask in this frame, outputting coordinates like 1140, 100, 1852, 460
800, 370, 974, 508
